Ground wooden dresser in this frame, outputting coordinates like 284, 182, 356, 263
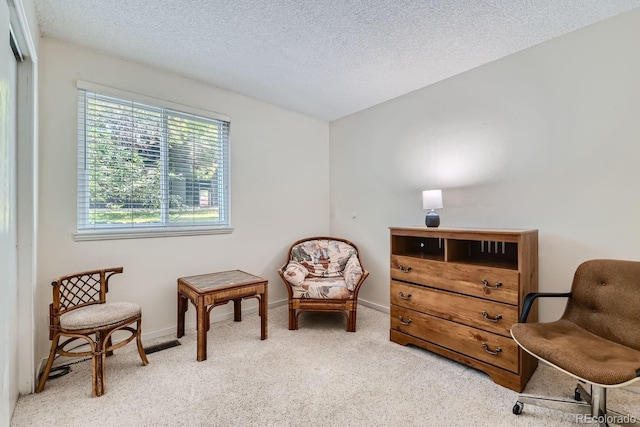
389, 227, 538, 392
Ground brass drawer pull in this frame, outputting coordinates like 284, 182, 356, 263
481, 311, 503, 323
398, 265, 412, 273
482, 343, 502, 355
398, 291, 412, 300
482, 279, 503, 289
398, 316, 412, 326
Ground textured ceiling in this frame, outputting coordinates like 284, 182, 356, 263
34, 0, 640, 121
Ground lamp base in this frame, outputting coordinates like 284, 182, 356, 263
425, 210, 440, 227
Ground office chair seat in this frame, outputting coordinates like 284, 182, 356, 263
512, 319, 640, 386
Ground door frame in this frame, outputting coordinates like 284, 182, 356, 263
7, 0, 38, 394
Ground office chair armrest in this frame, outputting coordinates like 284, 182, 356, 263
519, 292, 572, 323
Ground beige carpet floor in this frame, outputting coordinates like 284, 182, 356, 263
11, 305, 639, 426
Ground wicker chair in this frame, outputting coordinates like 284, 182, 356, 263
511, 259, 640, 423
278, 236, 369, 332
36, 267, 148, 397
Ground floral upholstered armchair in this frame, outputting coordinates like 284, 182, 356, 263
278, 237, 369, 332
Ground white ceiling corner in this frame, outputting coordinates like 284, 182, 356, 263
33, 0, 640, 121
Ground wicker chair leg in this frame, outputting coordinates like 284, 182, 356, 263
136, 318, 149, 365
92, 331, 107, 397
36, 334, 60, 393
91, 351, 107, 397
105, 335, 114, 357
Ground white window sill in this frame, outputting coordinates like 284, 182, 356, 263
74, 226, 234, 242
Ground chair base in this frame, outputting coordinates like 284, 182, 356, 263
513, 383, 637, 426
289, 299, 358, 332
36, 316, 148, 397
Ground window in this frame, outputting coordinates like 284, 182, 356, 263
76, 83, 231, 240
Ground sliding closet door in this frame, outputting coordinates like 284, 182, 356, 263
1, 0, 19, 422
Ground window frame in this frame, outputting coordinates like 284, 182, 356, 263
74, 81, 233, 241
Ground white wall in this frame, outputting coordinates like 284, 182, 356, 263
330, 8, 640, 321
37, 39, 330, 360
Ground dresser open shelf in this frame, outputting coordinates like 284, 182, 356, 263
389, 226, 538, 392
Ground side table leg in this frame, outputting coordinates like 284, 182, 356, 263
177, 292, 188, 338
233, 298, 242, 322
196, 297, 207, 361
261, 284, 268, 340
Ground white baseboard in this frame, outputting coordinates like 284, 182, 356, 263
147, 298, 289, 341
358, 298, 389, 314
140, 298, 387, 344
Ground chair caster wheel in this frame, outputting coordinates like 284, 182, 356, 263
574, 387, 581, 401
513, 402, 523, 415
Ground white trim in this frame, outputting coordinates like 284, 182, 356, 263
74, 226, 234, 241
76, 79, 230, 122
6, 0, 37, 62
7, 0, 38, 395
358, 298, 390, 314
143, 298, 289, 342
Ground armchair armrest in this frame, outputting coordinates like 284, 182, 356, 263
344, 254, 364, 291
519, 292, 572, 323
281, 261, 309, 286
277, 264, 287, 277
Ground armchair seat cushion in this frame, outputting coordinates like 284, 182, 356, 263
291, 277, 353, 300
60, 302, 142, 330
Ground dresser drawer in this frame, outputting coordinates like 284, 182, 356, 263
390, 305, 519, 373
390, 280, 518, 337
390, 255, 519, 305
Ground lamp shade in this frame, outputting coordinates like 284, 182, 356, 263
422, 190, 443, 210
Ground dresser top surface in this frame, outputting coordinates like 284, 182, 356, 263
390, 226, 538, 236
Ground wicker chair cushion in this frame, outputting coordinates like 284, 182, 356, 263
290, 239, 357, 278
60, 302, 141, 330
290, 277, 353, 300
512, 319, 640, 385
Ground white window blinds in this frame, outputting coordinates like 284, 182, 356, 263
77, 86, 230, 238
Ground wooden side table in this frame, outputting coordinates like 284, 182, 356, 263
177, 270, 268, 361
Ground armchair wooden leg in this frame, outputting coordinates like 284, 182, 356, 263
348, 309, 357, 332
288, 308, 297, 330
36, 334, 60, 393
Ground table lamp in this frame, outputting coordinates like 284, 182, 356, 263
422, 189, 443, 227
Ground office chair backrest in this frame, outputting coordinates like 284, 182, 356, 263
562, 259, 640, 351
